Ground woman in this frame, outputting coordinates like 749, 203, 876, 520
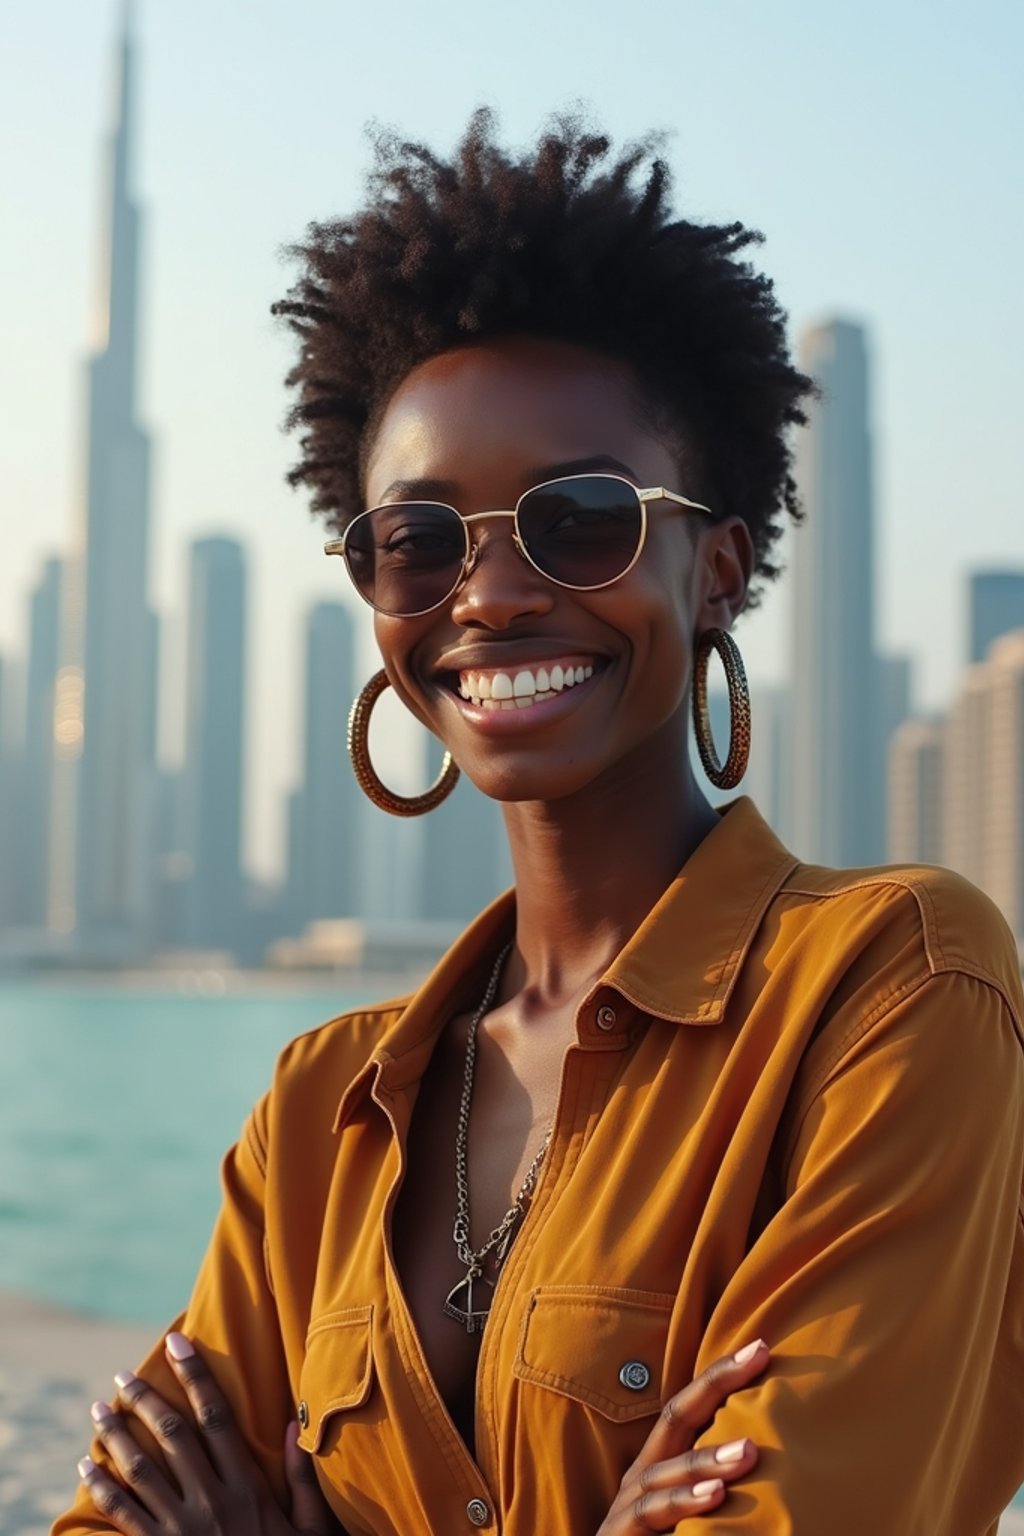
57, 112, 1024, 1536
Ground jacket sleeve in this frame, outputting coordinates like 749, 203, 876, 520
51, 1090, 294, 1535
679, 969, 1024, 1535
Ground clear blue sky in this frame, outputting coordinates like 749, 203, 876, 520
3, 0, 1022, 877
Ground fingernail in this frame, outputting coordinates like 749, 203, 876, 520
693, 1478, 724, 1499
733, 1339, 765, 1365
113, 1370, 136, 1391
89, 1400, 112, 1424
78, 1456, 97, 1479
715, 1438, 748, 1464
166, 1331, 195, 1360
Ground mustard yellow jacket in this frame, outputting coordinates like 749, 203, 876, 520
54, 797, 1024, 1535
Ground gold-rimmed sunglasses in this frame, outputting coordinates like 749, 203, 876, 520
324, 472, 713, 617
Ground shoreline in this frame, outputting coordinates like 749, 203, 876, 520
1, 1289, 1022, 1535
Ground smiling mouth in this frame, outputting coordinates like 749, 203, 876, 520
449, 658, 602, 711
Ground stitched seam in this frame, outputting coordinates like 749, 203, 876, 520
305, 1305, 373, 1343
245, 1113, 268, 1179
513, 1361, 660, 1418
784, 874, 948, 967
780, 971, 1018, 1176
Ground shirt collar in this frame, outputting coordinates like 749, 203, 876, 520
333, 796, 797, 1130
596, 796, 799, 1025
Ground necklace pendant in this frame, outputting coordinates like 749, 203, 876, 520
443, 1269, 494, 1333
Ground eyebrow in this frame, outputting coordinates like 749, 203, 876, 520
375, 454, 642, 506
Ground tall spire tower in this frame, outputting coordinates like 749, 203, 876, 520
75, 5, 158, 954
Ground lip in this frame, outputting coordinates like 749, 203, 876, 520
433, 642, 611, 675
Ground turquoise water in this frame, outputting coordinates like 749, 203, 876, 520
0, 980, 378, 1323
3, 981, 1023, 1514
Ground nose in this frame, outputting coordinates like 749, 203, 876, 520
449, 520, 555, 630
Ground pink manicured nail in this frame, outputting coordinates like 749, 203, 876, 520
113, 1370, 136, 1391
733, 1339, 765, 1365
89, 1400, 112, 1424
715, 1438, 748, 1464
78, 1456, 97, 1479
693, 1478, 724, 1499
166, 1331, 195, 1360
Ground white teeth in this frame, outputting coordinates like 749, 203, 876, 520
457, 659, 599, 707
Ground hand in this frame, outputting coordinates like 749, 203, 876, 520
77, 1331, 342, 1536
595, 1339, 769, 1534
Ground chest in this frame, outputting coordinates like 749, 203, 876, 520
391, 1012, 569, 1450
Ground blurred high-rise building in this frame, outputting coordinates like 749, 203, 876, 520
887, 718, 944, 865
968, 571, 1024, 666
790, 320, 879, 866
419, 737, 511, 923
981, 632, 1024, 943
73, 13, 158, 956
943, 666, 990, 894
0, 657, 20, 929
17, 558, 63, 927
289, 602, 360, 930
181, 537, 247, 954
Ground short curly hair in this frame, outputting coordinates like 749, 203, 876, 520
272, 109, 813, 608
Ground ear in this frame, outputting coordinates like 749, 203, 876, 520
692, 516, 753, 632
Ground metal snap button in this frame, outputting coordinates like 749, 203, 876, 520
596, 1004, 617, 1031
297, 1399, 310, 1430
466, 1497, 491, 1526
619, 1359, 651, 1392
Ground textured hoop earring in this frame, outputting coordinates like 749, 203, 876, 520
348, 669, 460, 817
691, 628, 751, 790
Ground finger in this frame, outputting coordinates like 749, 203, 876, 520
284, 1419, 336, 1535
77, 1454, 158, 1536
624, 1340, 769, 1479
89, 1401, 182, 1524
637, 1437, 758, 1494
162, 1330, 259, 1485
113, 1366, 221, 1495
626, 1476, 726, 1531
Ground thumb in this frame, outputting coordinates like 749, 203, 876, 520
283, 1419, 335, 1535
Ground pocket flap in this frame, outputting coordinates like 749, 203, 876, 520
514, 1286, 672, 1423
297, 1304, 374, 1452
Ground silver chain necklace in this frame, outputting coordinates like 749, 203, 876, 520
443, 942, 552, 1333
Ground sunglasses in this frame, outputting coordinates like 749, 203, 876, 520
324, 473, 713, 618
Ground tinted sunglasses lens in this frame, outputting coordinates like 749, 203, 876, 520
345, 505, 466, 615
517, 477, 643, 588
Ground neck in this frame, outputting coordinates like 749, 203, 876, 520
499, 722, 721, 1011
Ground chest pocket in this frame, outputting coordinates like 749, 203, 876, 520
295, 1304, 375, 1454
513, 1286, 673, 1423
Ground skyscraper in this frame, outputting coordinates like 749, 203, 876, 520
73, 11, 158, 954
180, 537, 247, 954
887, 718, 944, 865
419, 737, 511, 923
981, 632, 1024, 944
789, 320, 878, 866
290, 602, 360, 928
18, 558, 63, 927
968, 571, 1024, 666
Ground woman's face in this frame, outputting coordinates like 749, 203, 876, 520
364, 335, 751, 804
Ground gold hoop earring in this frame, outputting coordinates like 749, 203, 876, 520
691, 628, 751, 790
348, 669, 460, 817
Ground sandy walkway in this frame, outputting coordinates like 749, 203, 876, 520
2, 1289, 1022, 1535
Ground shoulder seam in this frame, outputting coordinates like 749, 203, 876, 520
781, 969, 1023, 1175
784, 871, 1019, 1002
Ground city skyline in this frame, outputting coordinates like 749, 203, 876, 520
3, 0, 1021, 881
